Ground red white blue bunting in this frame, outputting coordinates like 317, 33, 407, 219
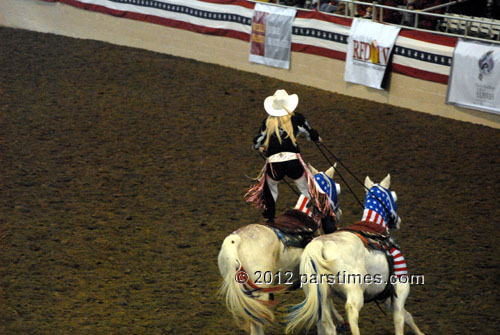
57, 0, 457, 84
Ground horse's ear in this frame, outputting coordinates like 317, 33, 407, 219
308, 163, 319, 175
380, 174, 391, 189
364, 176, 374, 190
325, 163, 337, 179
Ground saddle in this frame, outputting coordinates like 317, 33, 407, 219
338, 221, 400, 303
338, 221, 400, 251
264, 209, 320, 248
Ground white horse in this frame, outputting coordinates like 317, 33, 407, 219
218, 165, 343, 335
286, 174, 425, 335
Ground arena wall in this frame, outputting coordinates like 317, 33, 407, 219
1, 0, 499, 129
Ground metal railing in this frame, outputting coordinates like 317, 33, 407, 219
254, 0, 500, 44
329, 0, 500, 43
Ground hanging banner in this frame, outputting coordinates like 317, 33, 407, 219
344, 18, 401, 90
249, 3, 296, 69
446, 39, 500, 115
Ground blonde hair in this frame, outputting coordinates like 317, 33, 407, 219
263, 113, 297, 148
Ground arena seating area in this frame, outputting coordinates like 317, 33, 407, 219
437, 13, 500, 40
264, 0, 500, 42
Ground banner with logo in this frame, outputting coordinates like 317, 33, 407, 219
344, 19, 401, 90
249, 3, 296, 69
446, 39, 500, 115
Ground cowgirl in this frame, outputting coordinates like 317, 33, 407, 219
247, 89, 324, 222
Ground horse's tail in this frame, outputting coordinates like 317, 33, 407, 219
217, 234, 274, 332
286, 239, 332, 334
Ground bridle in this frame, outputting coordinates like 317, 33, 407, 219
315, 142, 399, 229
366, 184, 399, 230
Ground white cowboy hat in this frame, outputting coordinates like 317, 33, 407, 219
263, 89, 299, 117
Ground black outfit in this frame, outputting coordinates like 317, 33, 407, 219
252, 112, 320, 221
253, 112, 319, 156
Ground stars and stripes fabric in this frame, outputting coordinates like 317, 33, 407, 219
295, 194, 312, 215
388, 247, 408, 278
313, 172, 340, 212
362, 208, 387, 228
362, 185, 398, 229
294, 195, 320, 225
361, 185, 408, 278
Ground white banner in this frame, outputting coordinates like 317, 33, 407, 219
344, 19, 401, 90
446, 39, 500, 115
249, 3, 296, 69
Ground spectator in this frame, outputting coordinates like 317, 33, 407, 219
416, 0, 444, 30
319, 1, 339, 13
282, 0, 307, 7
356, 0, 373, 18
380, 0, 402, 24
358, 0, 401, 23
363, 6, 373, 18
401, 0, 417, 26
335, 2, 347, 15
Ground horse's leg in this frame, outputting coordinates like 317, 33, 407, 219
316, 291, 337, 335
387, 282, 425, 335
401, 309, 425, 335
390, 282, 409, 335
343, 286, 364, 335
330, 296, 350, 333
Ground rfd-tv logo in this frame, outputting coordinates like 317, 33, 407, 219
352, 40, 391, 66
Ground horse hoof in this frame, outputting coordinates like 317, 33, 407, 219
336, 321, 350, 333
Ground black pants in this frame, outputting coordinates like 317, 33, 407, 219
262, 159, 305, 221
265, 159, 304, 180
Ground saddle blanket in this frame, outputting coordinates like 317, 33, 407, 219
339, 221, 408, 278
264, 209, 319, 248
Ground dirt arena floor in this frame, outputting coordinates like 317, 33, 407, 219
1, 26, 499, 335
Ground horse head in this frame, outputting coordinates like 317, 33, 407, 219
364, 174, 400, 230
308, 163, 342, 222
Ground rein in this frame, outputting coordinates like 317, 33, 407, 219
315, 142, 398, 229
315, 142, 364, 208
